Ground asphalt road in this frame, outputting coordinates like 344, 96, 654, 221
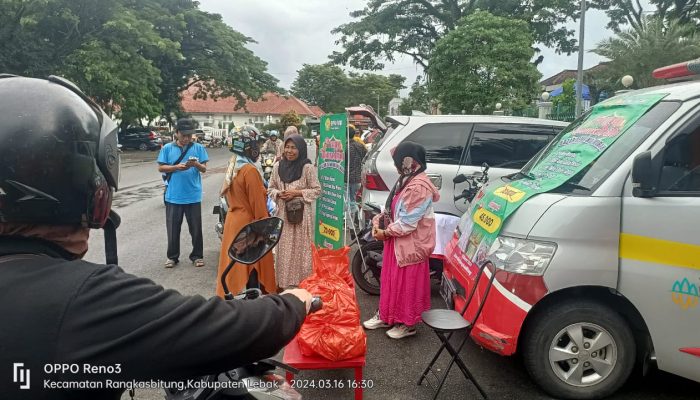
82, 148, 698, 400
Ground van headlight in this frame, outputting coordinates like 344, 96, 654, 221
488, 236, 556, 276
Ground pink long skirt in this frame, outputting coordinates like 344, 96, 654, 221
378, 237, 431, 327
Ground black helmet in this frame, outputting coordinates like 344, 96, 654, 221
231, 125, 261, 160
0, 75, 120, 229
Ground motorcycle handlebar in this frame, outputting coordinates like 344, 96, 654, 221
454, 192, 470, 202
309, 296, 323, 313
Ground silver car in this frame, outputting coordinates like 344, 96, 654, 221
362, 115, 569, 215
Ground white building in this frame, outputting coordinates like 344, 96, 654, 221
180, 88, 325, 132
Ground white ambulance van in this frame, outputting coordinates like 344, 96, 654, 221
442, 60, 700, 399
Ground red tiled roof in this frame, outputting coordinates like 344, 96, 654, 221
540, 62, 611, 86
540, 70, 577, 87
309, 105, 325, 118
180, 88, 319, 116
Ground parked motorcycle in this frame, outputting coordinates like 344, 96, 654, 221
351, 164, 490, 296
452, 163, 490, 205
350, 203, 383, 295
207, 137, 223, 148
214, 196, 228, 240
213, 190, 277, 241
165, 217, 322, 400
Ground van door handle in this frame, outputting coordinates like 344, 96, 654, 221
427, 174, 443, 190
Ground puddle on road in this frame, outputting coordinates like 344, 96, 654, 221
112, 182, 164, 209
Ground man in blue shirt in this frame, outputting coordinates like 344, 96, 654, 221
157, 118, 210, 268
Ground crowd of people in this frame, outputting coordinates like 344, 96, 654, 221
168, 123, 323, 295
159, 117, 439, 341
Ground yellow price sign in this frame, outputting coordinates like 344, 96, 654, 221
473, 208, 501, 234
319, 221, 340, 242
494, 185, 526, 203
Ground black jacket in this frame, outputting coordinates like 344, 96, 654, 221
0, 237, 306, 400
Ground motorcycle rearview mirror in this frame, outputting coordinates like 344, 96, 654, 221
228, 217, 283, 264
481, 162, 490, 173
221, 217, 284, 299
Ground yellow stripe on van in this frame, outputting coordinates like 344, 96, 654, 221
620, 233, 700, 271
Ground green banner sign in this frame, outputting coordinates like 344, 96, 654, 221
315, 113, 347, 249
462, 93, 667, 262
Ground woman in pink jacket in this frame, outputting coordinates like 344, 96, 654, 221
363, 141, 440, 339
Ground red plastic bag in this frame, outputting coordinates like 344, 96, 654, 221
296, 246, 366, 361
311, 246, 353, 288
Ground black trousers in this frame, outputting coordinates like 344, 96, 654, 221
165, 202, 203, 262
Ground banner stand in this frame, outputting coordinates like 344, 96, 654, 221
314, 114, 348, 250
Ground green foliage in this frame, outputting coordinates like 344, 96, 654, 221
428, 11, 540, 115
0, 0, 279, 127
291, 64, 349, 113
591, 0, 700, 32
290, 65, 405, 116
398, 77, 431, 115
552, 79, 576, 109
330, 0, 581, 70
346, 73, 405, 116
280, 110, 303, 132
592, 17, 700, 89
585, 70, 617, 106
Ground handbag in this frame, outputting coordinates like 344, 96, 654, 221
284, 182, 305, 225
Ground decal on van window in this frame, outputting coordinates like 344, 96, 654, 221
672, 278, 699, 310
460, 92, 667, 265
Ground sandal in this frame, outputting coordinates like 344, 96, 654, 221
164, 259, 177, 268
193, 259, 205, 268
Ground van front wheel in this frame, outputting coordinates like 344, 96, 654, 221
522, 300, 635, 399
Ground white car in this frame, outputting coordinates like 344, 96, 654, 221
362, 115, 569, 215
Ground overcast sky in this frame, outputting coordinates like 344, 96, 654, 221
198, 0, 654, 96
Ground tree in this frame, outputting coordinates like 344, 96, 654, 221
290, 64, 349, 113
280, 110, 303, 132
552, 78, 576, 109
330, 0, 580, 71
0, 0, 279, 128
63, 5, 181, 124
591, 0, 699, 32
592, 17, 700, 89
428, 11, 540, 115
290, 65, 405, 115
398, 77, 431, 115
346, 73, 405, 116
140, 3, 280, 122
585, 69, 617, 106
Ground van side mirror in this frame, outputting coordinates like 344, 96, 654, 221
632, 151, 655, 198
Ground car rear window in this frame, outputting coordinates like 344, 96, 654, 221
465, 124, 558, 169
404, 123, 472, 165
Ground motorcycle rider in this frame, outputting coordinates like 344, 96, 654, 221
261, 130, 283, 161
0, 75, 313, 400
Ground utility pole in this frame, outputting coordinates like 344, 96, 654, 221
575, 0, 586, 118
376, 93, 380, 116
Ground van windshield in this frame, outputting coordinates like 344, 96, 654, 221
517, 101, 681, 194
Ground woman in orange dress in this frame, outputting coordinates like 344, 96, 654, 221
216, 127, 276, 297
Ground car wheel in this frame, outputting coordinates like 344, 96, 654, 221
522, 299, 635, 400
351, 241, 383, 295
138, 143, 148, 151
